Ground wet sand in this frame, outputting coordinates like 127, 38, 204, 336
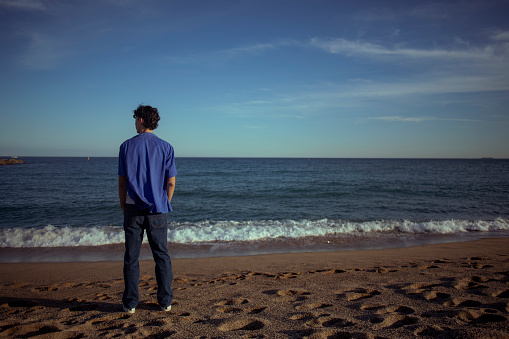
1, 238, 508, 338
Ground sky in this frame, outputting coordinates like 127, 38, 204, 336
0, 0, 508, 158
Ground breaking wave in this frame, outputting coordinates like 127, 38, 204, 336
1, 218, 508, 248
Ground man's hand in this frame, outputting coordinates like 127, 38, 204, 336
167, 176, 176, 203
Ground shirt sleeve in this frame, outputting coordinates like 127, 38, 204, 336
165, 146, 177, 179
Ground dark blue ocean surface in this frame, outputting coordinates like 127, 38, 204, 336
174, 157, 509, 222
0, 157, 508, 260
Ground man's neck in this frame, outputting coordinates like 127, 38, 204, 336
138, 128, 154, 134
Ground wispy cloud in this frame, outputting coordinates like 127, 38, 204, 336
164, 43, 276, 65
0, 0, 46, 11
355, 2, 485, 23
359, 116, 477, 123
309, 38, 494, 60
215, 71, 509, 123
21, 32, 67, 70
167, 35, 508, 68
492, 30, 509, 41
225, 43, 277, 55
346, 76, 509, 97
165, 40, 296, 65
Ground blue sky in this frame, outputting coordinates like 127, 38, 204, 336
1, 0, 508, 158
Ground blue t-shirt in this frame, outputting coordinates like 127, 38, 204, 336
118, 132, 177, 213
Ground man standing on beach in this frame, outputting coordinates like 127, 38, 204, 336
118, 104, 177, 314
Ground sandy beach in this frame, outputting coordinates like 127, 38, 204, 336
1, 238, 508, 338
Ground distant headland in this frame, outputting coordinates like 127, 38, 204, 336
0, 158, 25, 165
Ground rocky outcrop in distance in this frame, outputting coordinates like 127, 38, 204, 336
0, 159, 25, 165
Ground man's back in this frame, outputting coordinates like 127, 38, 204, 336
119, 132, 177, 213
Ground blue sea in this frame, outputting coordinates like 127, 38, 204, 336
1, 157, 508, 262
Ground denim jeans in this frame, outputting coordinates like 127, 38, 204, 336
122, 204, 173, 309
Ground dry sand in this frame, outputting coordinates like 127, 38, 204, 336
1, 238, 508, 338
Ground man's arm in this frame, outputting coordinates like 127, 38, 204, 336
167, 176, 176, 203
118, 175, 127, 214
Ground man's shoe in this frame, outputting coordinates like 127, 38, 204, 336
123, 305, 135, 314
160, 305, 172, 312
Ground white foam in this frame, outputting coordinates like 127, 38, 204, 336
0, 225, 125, 248
0, 218, 508, 248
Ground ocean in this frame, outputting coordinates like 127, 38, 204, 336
1, 157, 508, 262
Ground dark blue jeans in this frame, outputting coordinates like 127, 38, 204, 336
122, 204, 173, 309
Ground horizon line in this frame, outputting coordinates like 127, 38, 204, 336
1, 155, 506, 160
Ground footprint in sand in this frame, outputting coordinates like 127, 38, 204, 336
359, 304, 385, 312
214, 306, 242, 314
345, 288, 381, 301
446, 298, 482, 308
403, 282, 436, 291
307, 268, 346, 275
464, 257, 494, 269
433, 259, 450, 264
273, 272, 300, 279
249, 307, 266, 314
32, 285, 59, 292
289, 312, 315, 321
217, 318, 266, 332
419, 265, 440, 270
173, 277, 189, 283
11, 324, 62, 338
87, 314, 130, 326
143, 320, 168, 327
93, 293, 111, 301
375, 268, 398, 273
2, 283, 29, 289
215, 298, 249, 306
454, 276, 489, 290
376, 305, 415, 315
276, 289, 310, 297
413, 325, 448, 337
65, 298, 84, 303
304, 314, 355, 328
295, 302, 332, 310
227, 274, 247, 281
322, 269, 347, 274
467, 256, 486, 261
377, 314, 419, 329
246, 271, 264, 276
424, 290, 451, 302
455, 309, 507, 324
470, 263, 495, 269
493, 289, 509, 298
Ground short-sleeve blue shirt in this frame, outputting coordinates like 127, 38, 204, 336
118, 132, 177, 213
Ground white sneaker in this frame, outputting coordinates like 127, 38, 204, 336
160, 305, 172, 312
123, 305, 135, 314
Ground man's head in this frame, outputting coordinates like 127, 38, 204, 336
133, 105, 160, 132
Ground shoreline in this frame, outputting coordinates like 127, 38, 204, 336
1, 231, 506, 263
1, 238, 508, 337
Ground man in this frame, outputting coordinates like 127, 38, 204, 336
118, 104, 177, 314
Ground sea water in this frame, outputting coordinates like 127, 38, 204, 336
0, 157, 508, 262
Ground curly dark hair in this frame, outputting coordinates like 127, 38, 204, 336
133, 105, 160, 130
